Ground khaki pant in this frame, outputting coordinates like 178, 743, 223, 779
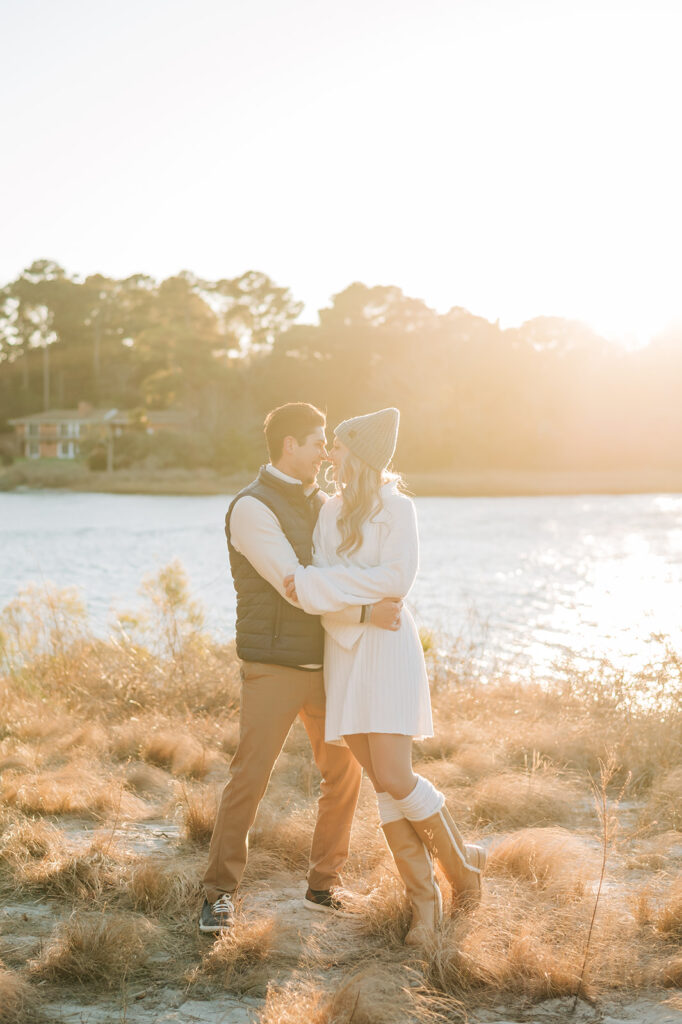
203, 661, 362, 902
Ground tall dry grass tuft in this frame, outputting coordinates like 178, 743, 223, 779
421, 901, 590, 1005
29, 911, 162, 986
488, 828, 597, 898
0, 763, 148, 819
643, 766, 682, 830
571, 757, 629, 1010
220, 719, 240, 756
13, 833, 132, 902
1, 570, 241, 717
0, 582, 89, 680
471, 766, 579, 828
656, 877, 682, 937
0, 814, 62, 868
259, 965, 441, 1024
136, 559, 205, 662
328, 964, 447, 1024
258, 978, 333, 1024
249, 805, 315, 871
0, 967, 41, 1024
504, 722, 610, 776
124, 761, 173, 799
180, 785, 218, 845
658, 953, 682, 987
142, 729, 211, 778
195, 915, 275, 994
127, 857, 202, 916
356, 872, 411, 945
344, 803, 391, 876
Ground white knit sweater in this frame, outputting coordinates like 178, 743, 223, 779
294, 482, 419, 649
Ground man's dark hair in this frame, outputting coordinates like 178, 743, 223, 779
264, 403, 326, 461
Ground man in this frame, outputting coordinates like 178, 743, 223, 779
199, 402, 401, 933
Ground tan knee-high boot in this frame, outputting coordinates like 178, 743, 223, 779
408, 803, 485, 907
381, 818, 443, 945
465, 843, 487, 872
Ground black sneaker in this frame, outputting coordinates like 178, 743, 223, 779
303, 887, 356, 918
199, 894, 235, 934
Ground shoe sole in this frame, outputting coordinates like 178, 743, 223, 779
302, 898, 357, 919
198, 921, 232, 934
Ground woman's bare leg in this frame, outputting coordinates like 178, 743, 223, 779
366, 733, 416, 800
342, 733, 380, 790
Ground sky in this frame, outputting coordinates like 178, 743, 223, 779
3, 0, 682, 342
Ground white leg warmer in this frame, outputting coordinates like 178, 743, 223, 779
395, 776, 444, 821
376, 791, 403, 825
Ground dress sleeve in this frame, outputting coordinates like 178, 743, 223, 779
293, 495, 418, 614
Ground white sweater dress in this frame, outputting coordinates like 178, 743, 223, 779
293, 482, 434, 745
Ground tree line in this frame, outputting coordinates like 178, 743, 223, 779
2, 259, 681, 474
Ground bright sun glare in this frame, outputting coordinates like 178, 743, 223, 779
2, 0, 682, 342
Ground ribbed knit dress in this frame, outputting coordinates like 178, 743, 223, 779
293, 482, 434, 745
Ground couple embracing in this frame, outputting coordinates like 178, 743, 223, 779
199, 402, 485, 945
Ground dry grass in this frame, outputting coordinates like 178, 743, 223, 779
643, 766, 682, 831
0, 967, 41, 1024
28, 911, 162, 986
248, 805, 316, 871
127, 856, 202, 915
258, 978, 334, 1024
194, 915, 275, 994
0, 821, 135, 903
471, 768, 580, 828
180, 785, 218, 845
656, 877, 682, 938
141, 729, 213, 778
0, 814, 62, 868
221, 719, 241, 756
0, 763, 148, 819
258, 965, 439, 1024
659, 953, 682, 987
488, 828, 597, 897
344, 800, 391, 876
420, 894, 593, 1004
355, 872, 412, 945
504, 721, 610, 775
124, 761, 174, 798
4, 578, 682, 1016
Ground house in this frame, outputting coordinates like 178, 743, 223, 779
9, 403, 118, 459
9, 404, 197, 459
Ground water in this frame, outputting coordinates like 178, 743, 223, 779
2, 490, 682, 677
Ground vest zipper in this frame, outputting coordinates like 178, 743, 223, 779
273, 599, 282, 642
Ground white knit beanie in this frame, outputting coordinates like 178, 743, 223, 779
334, 407, 400, 472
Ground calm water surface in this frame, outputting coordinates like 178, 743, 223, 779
2, 490, 682, 677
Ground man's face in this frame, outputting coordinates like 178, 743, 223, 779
289, 426, 327, 485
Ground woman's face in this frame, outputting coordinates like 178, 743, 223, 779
328, 436, 350, 483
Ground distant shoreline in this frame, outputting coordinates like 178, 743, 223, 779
3, 461, 682, 497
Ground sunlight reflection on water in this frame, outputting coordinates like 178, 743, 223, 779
2, 490, 682, 679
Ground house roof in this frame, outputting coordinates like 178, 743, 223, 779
8, 408, 118, 425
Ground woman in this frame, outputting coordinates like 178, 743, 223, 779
284, 407, 485, 945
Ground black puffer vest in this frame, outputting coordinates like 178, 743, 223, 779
226, 466, 326, 667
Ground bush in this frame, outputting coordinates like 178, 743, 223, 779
0, 466, 26, 491
87, 445, 108, 471
112, 430, 209, 470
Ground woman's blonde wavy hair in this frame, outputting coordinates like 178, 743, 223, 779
328, 448, 403, 557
